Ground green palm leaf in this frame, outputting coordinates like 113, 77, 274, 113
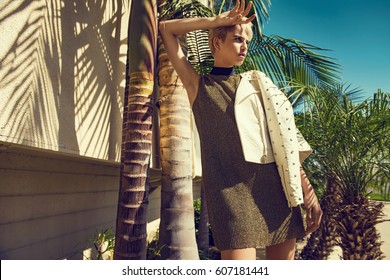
296, 85, 390, 198
159, 0, 214, 75
244, 35, 341, 89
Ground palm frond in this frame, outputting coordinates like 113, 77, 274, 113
244, 35, 341, 91
159, 0, 214, 19
159, 0, 215, 75
187, 30, 214, 75
296, 85, 390, 197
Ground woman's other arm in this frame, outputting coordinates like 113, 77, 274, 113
300, 165, 323, 234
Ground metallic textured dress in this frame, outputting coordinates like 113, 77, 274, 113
192, 73, 305, 250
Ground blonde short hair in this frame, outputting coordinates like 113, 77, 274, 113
208, 22, 253, 55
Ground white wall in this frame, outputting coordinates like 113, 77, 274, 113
0, 0, 129, 161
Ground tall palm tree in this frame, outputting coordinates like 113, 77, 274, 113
296, 86, 390, 259
157, 35, 199, 259
114, 0, 158, 260
156, 0, 214, 260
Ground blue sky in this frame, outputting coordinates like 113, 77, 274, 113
262, 0, 390, 100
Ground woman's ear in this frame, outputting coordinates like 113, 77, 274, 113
213, 37, 220, 51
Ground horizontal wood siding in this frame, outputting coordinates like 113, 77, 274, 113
0, 147, 120, 259
0, 145, 202, 259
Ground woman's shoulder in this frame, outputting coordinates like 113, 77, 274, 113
240, 70, 267, 78
241, 70, 277, 86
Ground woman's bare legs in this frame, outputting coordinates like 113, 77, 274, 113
221, 248, 257, 260
266, 238, 296, 260
220, 238, 296, 260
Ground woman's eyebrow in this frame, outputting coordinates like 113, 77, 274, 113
233, 35, 249, 41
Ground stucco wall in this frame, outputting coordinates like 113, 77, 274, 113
0, 0, 129, 162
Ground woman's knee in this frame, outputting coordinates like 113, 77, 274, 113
221, 247, 257, 260
266, 238, 296, 260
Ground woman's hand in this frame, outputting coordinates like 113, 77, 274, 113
300, 165, 323, 234
303, 188, 323, 234
215, 0, 256, 27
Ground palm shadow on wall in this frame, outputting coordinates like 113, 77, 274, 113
0, 0, 128, 161
63, 0, 128, 160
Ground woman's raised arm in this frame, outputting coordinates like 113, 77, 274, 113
159, 17, 215, 106
158, 0, 255, 106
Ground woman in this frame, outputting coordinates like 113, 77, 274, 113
159, 0, 322, 260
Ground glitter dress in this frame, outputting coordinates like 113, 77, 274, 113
192, 69, 305, 250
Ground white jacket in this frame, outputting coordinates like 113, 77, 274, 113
235, 70, 312, 207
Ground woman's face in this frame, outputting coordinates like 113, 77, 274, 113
213, 25, 250, 67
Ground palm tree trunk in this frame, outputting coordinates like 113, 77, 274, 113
156, 31, 199, 259
114, 0, 157, 260
299, 177, 341, 259
336, 195, 385, 260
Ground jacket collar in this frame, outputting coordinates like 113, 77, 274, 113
235, 71, 261, 105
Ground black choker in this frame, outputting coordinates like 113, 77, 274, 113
210, 67, 234, 76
